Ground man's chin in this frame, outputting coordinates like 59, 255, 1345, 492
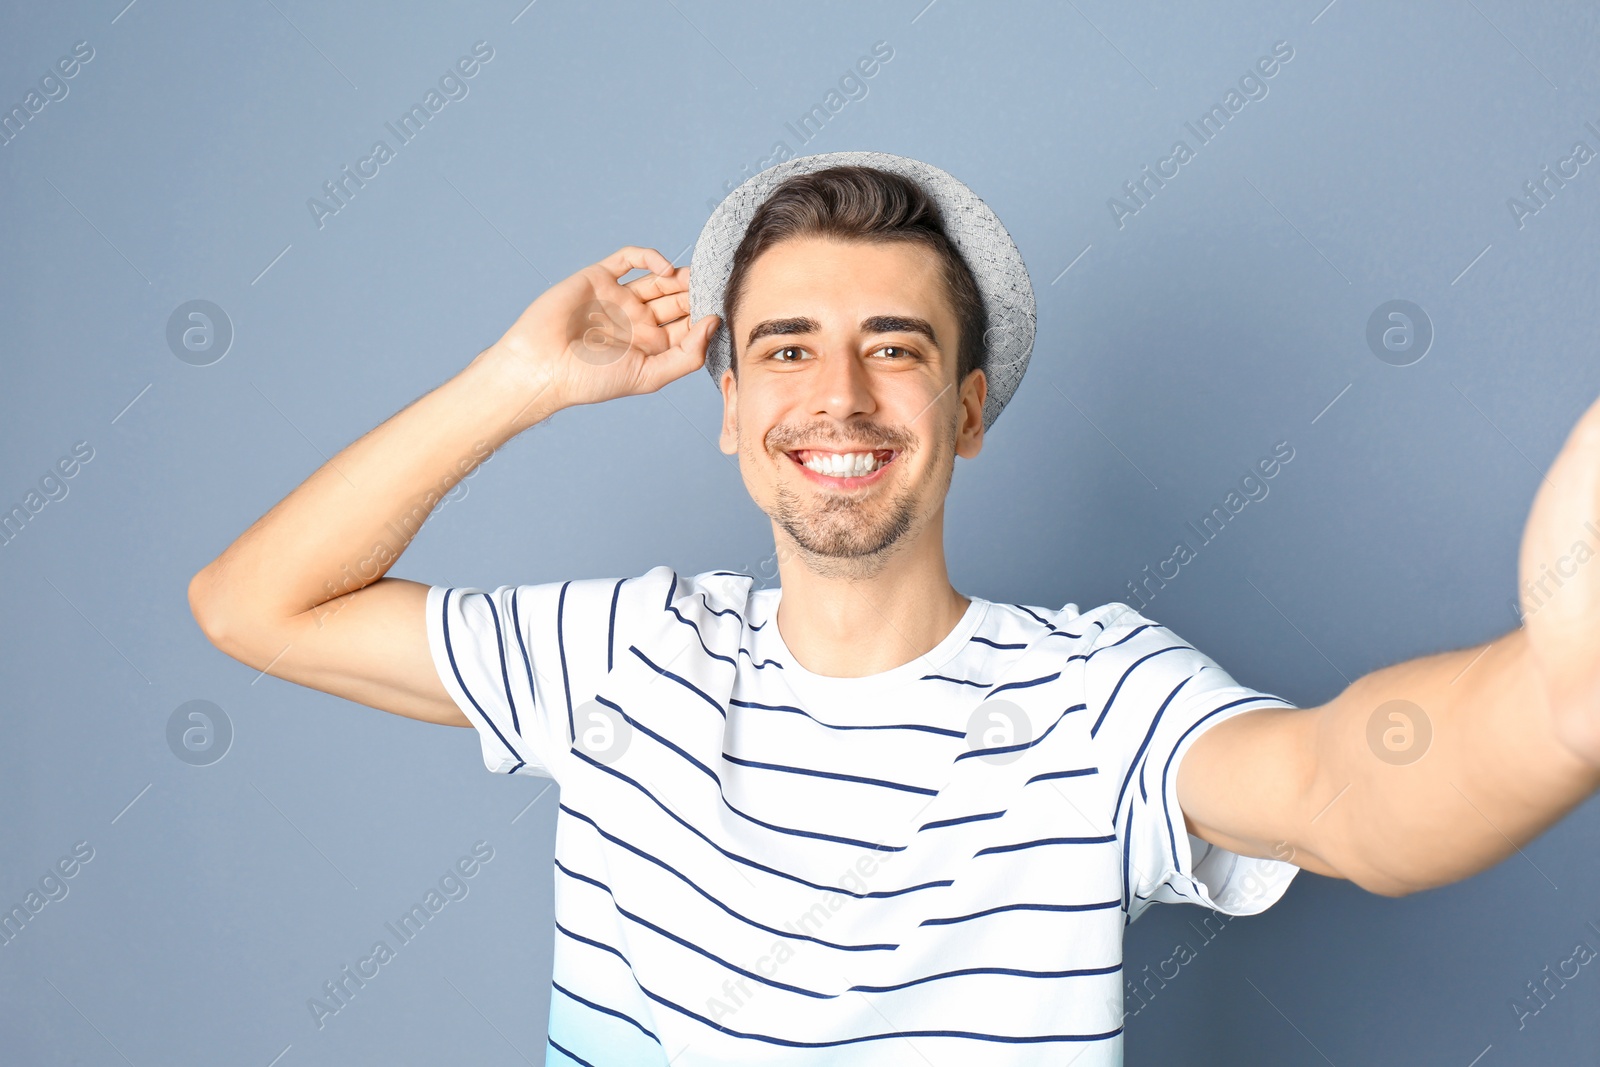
783, 519, 904, 561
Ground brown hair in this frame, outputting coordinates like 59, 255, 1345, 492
722, 165, 987, 391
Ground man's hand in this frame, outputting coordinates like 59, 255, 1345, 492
1518, 388, 1600, 768
490, 244, 722, 421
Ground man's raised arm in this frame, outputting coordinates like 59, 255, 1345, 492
1175, 389, 1600, 896
186, 245, 718, 726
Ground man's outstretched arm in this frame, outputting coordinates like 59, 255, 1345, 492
1177, 390, 1600, 897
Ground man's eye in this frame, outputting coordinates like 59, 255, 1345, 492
767, 345, 914, 362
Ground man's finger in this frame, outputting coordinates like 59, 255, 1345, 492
623, 266, 689, 303
642, 290, 690, 327
640, 316, 714, 393
594, 245, 673, 282
661, 314, 691, 348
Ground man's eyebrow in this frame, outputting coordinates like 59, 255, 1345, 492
863, 315, 941, 348
747, 317, 818, 347
745, 315, 943, 349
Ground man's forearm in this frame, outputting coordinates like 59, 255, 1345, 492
1302, 626, 1600, 896
188, 345, 561, 639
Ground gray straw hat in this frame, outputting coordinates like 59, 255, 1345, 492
687, 151, 1037, 433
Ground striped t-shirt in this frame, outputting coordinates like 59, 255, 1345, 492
425, 566, 1300, 1066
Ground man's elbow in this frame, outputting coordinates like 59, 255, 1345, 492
1355, 875, 1418, 899
188, 566, 315, 675
1327, 854, 1436, 899
188, 564, 248, 656
1292, 833, 1430, 898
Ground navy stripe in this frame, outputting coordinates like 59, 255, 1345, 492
629, 644, 726, 717
1121, 797, 1137, 920
560, 804, 897, 951
1112, 676, 1199, 834
666, 603, 738, 668
591, 694, 908, 852
479, 592, 522, 738
729, 697, 965, 738
1010, 604, 1102, 640
976, 834, 1118, 857
547, 1036, 596, 1067
555, 915, 630, 961
920, 673, 991, 688
606, 579, 624, 674
919, 810, 1005, 832
983, 671, 1062, 700
439, 589, 530, 770
737, 646, 784, 668
1088, 642, 1192, 738
1026, 766, 1098, 784
550, 980, 659, 1044
565, 755, 948, 896
969, 634, 1028, 650
720, 751, 938, 797
1062, 620, 1113, 662
554, 861, 835, 999
953, 701, 1083, 763
1012, 604, 1056, 629
921, 899, 1121, 926
921, 675, 1068, 716
698, 589, 747, 626
848, 962, 1121, 993
557, 581, 577, 742
633, 975, 1123, 1047
508, 589, 538, 738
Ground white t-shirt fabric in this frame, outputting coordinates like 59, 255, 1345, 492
425, 566, 1301, 1066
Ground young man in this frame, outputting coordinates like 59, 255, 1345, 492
189, 153, 1600, 1066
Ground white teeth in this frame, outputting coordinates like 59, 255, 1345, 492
801, 451, 885, 477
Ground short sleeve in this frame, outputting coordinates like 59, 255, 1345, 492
1080, 603, 1302, 923
424, 566, 676, 779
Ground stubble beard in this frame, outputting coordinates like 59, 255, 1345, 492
754, 417, 956, 583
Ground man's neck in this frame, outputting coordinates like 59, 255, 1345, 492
770, 535, 971, 680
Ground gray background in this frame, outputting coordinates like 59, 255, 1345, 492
3, 0, 1598, 1063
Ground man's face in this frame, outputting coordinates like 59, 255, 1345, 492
717, 235, 986, 577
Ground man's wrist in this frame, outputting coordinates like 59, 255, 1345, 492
467, 342, 568, 436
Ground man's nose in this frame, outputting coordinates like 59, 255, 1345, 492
804, 344, 876, 422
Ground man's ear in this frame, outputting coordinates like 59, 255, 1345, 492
955, 367, 986, 459
719, 366, 739, 455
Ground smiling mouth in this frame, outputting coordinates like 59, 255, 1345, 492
786, 448, 898, 485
